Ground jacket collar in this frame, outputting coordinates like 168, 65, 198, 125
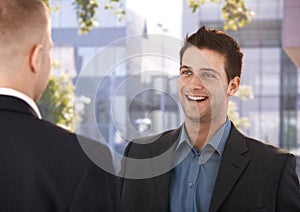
209, 125, 250, 212
152, 127, 181, 212
151, 124, 250, 212
0, 95, 40, 118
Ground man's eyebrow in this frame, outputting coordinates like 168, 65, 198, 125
200, 68, 220, 75
179, 65, 192, 70
180, 65, 220, 76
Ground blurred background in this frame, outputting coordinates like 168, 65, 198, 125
38, 0, 300, 175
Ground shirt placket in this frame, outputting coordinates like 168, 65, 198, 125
185, 152, 200, 212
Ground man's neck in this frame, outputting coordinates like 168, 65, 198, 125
184, 117, 226, 151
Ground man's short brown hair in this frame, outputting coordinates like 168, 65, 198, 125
180, 26, 243, 83
0, 0, 49, 56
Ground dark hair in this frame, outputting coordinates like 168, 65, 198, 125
180, 25, 243, 83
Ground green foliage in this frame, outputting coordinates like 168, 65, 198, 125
45, 0, 252, 33
222, 0, 254, 30
72, 0, 99, 34
187, 0, 255, 31
37, 73, 75, 131
44, 0, 125, 34
72, 0, 125, 34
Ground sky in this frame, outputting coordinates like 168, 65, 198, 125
126, 0, 183, 38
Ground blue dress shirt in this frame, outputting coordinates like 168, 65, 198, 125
170, 119, 231, 212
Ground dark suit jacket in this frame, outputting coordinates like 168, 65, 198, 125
121, 124, 300, 212
0, 95, 121, 212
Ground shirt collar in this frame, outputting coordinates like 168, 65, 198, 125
176, 118, 231, 157
0, 88, 42, 119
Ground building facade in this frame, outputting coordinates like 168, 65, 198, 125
49, 0, 299, 157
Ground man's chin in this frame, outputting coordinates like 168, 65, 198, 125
186, 115, 204, 123
185, 112, 213, 123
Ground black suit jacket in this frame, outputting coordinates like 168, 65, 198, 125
0, 95, 121, 212
121, 124, 300, 212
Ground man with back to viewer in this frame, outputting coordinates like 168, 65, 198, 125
0, 0, 121, 211
120, 26, 300, 211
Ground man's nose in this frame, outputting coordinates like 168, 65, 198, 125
189, 75, 204, 89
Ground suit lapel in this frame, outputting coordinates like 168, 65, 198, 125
209, 126, 250, 212
152, 127, 181, 211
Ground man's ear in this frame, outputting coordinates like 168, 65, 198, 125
228, 76, 240, 96
29, 44, 43, 73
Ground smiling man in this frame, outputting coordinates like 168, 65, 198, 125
178, 45, 239, 151
120, 26, 300, 212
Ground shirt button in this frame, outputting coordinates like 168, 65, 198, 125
188, 182, 194, 188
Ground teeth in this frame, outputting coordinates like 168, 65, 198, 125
187, 95, 207, 101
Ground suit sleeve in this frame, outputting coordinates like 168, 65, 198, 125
69, 160, 122, 212
277, 154, 300, 211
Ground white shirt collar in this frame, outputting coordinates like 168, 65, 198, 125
0, 87, 42, 119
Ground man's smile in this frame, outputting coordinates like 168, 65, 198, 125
186, 95, 208, 102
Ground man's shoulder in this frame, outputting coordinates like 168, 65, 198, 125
124, 128, 181, 158
35, 119, 115, 174
130, 128, 180, 145
230, 126, 292, 160
40, 119, 110, 152
236, 129, 293, 161
37, 118, 75, 137
245, 135, 289, 156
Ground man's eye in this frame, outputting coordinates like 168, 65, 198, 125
202, 72, 216, 79
181, 70, 192, 75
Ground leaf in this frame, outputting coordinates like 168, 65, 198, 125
105, 4, 114, 10
187, 0, 255, 31
73, 0, 99, 34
